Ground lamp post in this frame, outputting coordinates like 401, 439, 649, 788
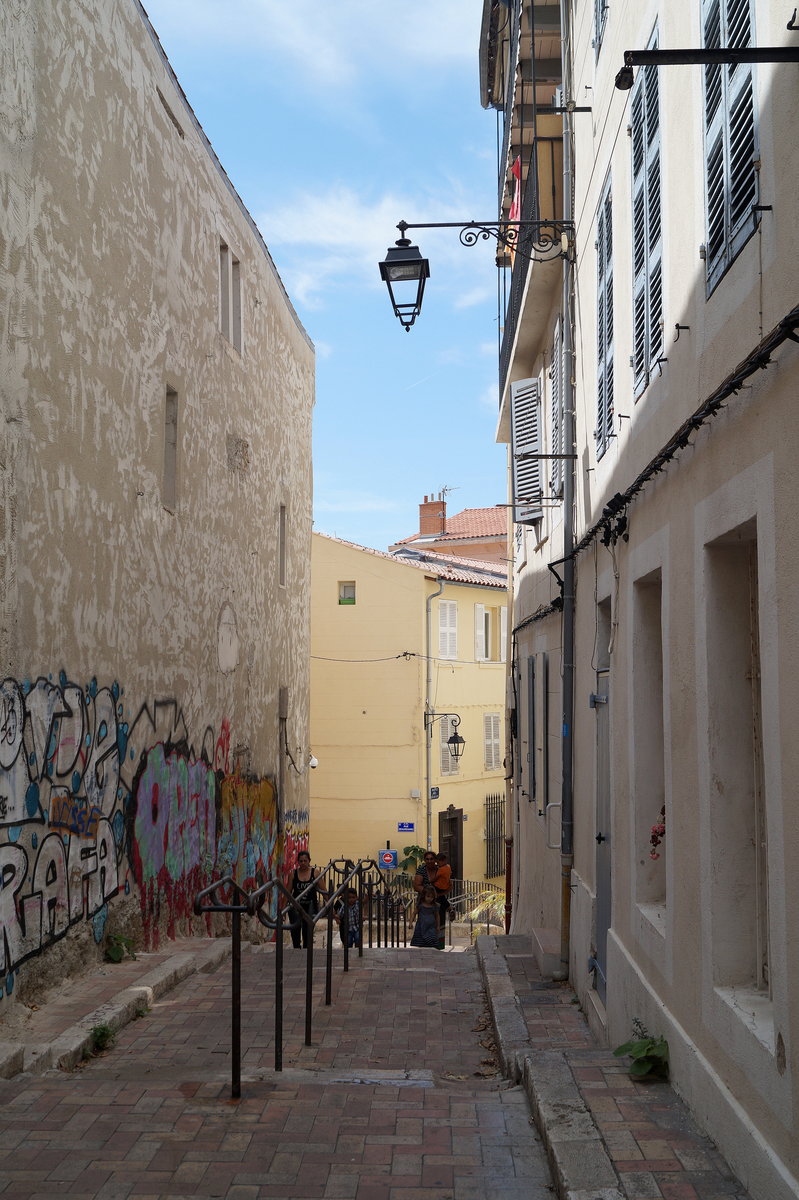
423, 712, 465, 850
379, 219, 573, 330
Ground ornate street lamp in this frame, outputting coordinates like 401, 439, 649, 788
378, 229, 430, 331
379, 218, 573, 330
424, 711, 465, 760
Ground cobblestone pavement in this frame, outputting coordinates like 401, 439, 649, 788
0, 942, 554, 1200
476, 936, 756, 1200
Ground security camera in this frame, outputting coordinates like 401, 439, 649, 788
308, 754, 319, 770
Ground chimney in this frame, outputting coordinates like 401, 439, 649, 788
419, 492, 446, 536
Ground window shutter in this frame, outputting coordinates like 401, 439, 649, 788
500, 606, 508, 663
474, 604, 487, 661
439, 599, 457, 659
440, 717, 460, 776
630, 43, 662, 397
484, 713, 501, 771
596, 178, 614, 456
702, 0, 758, 288
511, 378, 543, 524
550, 319, 564, 498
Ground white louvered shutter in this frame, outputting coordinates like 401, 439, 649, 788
438, 599, 457, 659
630, 39, 662, 397
440, 716, 460, 776
484, 713, 501, 771
550, 318, 564, 498
703, 0, 758, 289
474, 604, 487, 661
511, 378, 543, 524
500, 606, 508, 663
596, 177, 614, 456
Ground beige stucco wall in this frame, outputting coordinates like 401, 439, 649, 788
499, 0, 799, 1193
310, 535, 507, 883
0, 0, 313, 1005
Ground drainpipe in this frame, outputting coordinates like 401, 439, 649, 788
424, 580, 445, 850
555, 0, 575, 982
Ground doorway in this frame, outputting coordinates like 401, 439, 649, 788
438, 804, 463, 880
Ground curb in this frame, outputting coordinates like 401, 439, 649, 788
476, 935, 623, 1200
1, 938, 232, 1078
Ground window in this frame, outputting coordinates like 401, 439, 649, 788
632, 570, 666, 909
550, 318, 564, 498
475, 605, 508, 663
706, 524, 769, 992
702, 0, 758, 290
438, 599, 457, 660
219, 240, 242, 351
162, 385, 178, 511
439, 716, 460, 776
278, 504, 287, 587
484, 791, 505, 878
338, 582, 356, 605
474, 604, 491, 661
593, 0, 608, 54
596, 176, 614, 456
510, 378, 543, 525
630, 38, 663, 396
484, 713, 502, 771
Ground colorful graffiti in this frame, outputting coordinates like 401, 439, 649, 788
0, 675, 306, 992
0, 674, 125, 979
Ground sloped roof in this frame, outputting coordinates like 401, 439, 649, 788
314, 532, 507, 589
393, 506, 507, 547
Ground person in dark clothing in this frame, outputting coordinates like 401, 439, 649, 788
288, 850, 326, 948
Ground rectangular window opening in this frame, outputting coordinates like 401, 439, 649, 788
163, 385, 178, 512
632, 570, 666, 908
278, 504, 287, 588
219, 240, 242, 350
338, 581, 356, 605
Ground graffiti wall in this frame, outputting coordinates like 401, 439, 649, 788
0, 674, 307, 999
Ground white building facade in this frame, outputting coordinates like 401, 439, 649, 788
480, 1, 799, 1194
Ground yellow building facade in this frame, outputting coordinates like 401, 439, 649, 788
310, 534, 507, 884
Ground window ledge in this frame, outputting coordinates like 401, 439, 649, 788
715, 985, 774, 1053
637, 901, 666, 938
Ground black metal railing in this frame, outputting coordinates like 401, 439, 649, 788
194, 858, 408, 1095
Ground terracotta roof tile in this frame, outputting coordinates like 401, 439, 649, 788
313, 532, 507, 589
392, 506, 507, 546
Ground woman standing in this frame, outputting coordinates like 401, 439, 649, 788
288, 850, 326, 948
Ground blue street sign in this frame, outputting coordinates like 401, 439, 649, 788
430, 787, 440, 799
397, 822, 414, 832
379, 849, 398, 869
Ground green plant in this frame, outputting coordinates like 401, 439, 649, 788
90, 1024, 116, 1054
614, 1019, 669, 1079
398, 845, 427, 873
105, 932, 136, 963
466, 887, 506, 928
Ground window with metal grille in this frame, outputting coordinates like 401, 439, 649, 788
596, 176, 614, 456
484, 792, 505, 879
702, 0, 759, 291
550, 319, 564, 497
630, 34, 663, 398
511, 378, 543, 525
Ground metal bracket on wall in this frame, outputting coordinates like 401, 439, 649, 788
589, 693, 608, 708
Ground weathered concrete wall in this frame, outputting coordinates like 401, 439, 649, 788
0, 0, 314, 1005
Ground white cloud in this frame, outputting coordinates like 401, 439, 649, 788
145, 0, 482, 90
259, 185, 497, 310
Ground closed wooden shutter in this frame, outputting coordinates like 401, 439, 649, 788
511, 378, 543, 524
630, 38, 662, 397
596, 176, 614, 455
484, 713, 501, 771
550, 318, 564, 498
438, 599, 458, 659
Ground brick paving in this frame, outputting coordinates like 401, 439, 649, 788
479, 937, 754, 1200
0, 943, 554, 1200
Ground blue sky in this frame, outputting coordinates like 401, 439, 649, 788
142, 0, 507, 551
